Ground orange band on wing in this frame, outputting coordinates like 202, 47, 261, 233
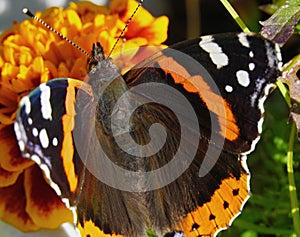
189, 75, 239, 141
157, 57, 239, 141
175, 173, 249, 236
78, 219, 123, 237
61, 79, 80, 193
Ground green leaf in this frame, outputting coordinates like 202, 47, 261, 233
260, 4, 300, 45
259, 0, 286, 15
281, 55, 300, 139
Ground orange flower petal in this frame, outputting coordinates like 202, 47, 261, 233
0, 173, 38, 232
31, 56, 44, 75
0, 27, 17, 44
24, 165, 73, 229
43, 41, 60, 66
14, 65, 37, 92
44, 60, 59, 78
125, 1, 154, 27
3, 41, 18, 64
0, 166, 22, 188
0, 107, 17, 125
0, 55, 4, 68
56, 42, 76, 65
0, 125, 33, 171
1, 62, 19, 82
138, 16, 169, 44
110, 0, 128, 15
70, 57, 88, 79
58, 62, 70, 78
0, 86, 17, 112
69, 1, 109, 21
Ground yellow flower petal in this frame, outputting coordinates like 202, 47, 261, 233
1, 62, 18, 82
138, 16, 169, 44
67, 9, 82, 31
18, 46, 33, 65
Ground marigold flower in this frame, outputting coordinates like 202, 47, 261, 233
0, 0, 168, 232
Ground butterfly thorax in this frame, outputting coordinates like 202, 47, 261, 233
87, 43, 135, 137
88, 43, 121, 95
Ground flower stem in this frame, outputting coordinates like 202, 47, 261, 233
276, 80, 291, 107
218, 0, 250, 33
287, 123, 300, 236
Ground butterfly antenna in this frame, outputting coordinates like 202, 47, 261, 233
22, 8, 94, 60
107, 0, 143, 57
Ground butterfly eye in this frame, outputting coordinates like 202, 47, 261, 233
88, 42, 107, 72
87, 58, 98, 72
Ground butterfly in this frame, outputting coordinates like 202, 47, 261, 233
14, 9, 282, 237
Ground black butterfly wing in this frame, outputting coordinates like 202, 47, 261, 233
14, 78, 94, 209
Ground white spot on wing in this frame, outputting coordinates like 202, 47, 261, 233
39, 128, 50, 149
14, 122, 21, 140
275, 43, 283, 70
27, 117, 33, 125
225, 85, 233, 93
265, 41, 282, 70
14, 119, 30, 156
20, 96, 31, 114
250, 78, 266, 107
52, 137, 58, 146
40, 163, 62, 196
18, 140, 25, 152
238, 33, 250, 48
236, 70, 250, 87
249, 63, 255, 71
31, 154, 41, 165
32, 127, 38, 137
173, 232, 184, 237
40, 83, 52, 120
249, 51, 254, 58
199, 36, 229, 69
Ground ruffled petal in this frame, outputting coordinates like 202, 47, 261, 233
0, 166, 22, 188
24, 165, 73, 229
0, 173, 38, 232
0, 125, 33, 172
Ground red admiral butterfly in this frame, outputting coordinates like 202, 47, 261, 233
14, 8, 282, 237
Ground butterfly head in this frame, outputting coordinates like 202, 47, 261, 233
88, 42, 107, 71
87, 42, 121, 92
